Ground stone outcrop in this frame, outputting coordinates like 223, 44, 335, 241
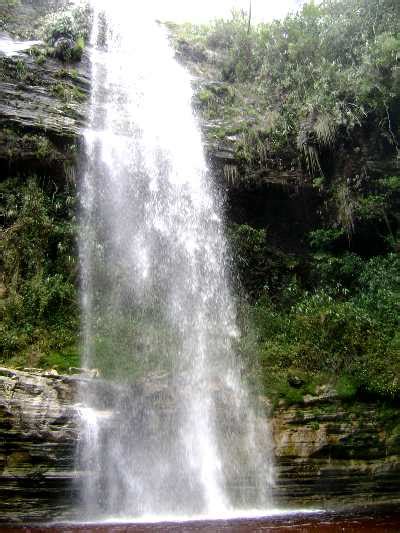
273, 387, 400, 507
171, 28, 400, 259
0, 367, 79, 523
0, 10, 399, 525
0, 40, 90, 181
0, 369, 399, 523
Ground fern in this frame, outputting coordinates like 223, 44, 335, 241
314, 113, 337, 148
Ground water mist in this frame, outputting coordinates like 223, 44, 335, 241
78, 0, 273, 520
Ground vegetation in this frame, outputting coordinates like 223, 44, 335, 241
181, 0, 400, 405
174, 0, 400, 149
0, 0, 399, 410
42, 3, 91, 62
230, 222, 400, 404
0, 0, 90, 61
173, 0, 400, 233
0, 177, 79, 370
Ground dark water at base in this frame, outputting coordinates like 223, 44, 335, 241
3, 507, 400, 533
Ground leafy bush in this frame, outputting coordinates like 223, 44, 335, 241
239, 249, 400, 402
43, 5, 90, 43
0, 178, 78, 363
42, 4, 90, 62
174, 0, 400, 177
309, 228, 344, 251
309, 252, 364, 292
228, 224, 301, 302
355, 254, 400, 327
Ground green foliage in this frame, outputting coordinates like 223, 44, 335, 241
42, 5, 90, 43
0, 178, 78, 365
239, 250, 400, 402
355, 254, 400, 327
335, 181, 357, 239
42, 4, 90, 62
310, 252, 364, 291
196, 83, 234, 120
52, 81, 85, 102
14, 58, 27, 80
228, 224, 267, 295
38, 345, 79, 373
379, 176, 400, 192
175, 0, 400, 176
356, 194, 387, 221
0, 129, 65, 162
228, 224, 300, 301
71, 36, 85, 61
336, 375, 359, 400
309, 228, 344, 251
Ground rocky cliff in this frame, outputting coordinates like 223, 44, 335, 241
171, 23, 400, 258
0, 41, 89, 182
0, 368, 78, 523
0, 369, 399, 523
1, 2, 399, 523
273, 389, 400, 507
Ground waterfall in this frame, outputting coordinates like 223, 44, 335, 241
79, 0, 273, 520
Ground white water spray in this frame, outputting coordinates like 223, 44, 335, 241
79, 0, 273, 519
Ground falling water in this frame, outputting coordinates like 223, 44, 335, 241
79, 0, 273, 520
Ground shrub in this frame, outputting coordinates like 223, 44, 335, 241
0, 178, 78, 363
309, 228, 344, 251
42, 4, 90, 62
240, 254, 400, 402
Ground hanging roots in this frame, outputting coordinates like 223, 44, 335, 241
336, 181, 356, 240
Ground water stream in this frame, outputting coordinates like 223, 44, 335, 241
0, 32, 40, 57
78, 0, 273, 520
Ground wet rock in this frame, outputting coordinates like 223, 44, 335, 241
68, 367, 100, 378
0, 48, 90, 181
0, 368, 399, 520
53, 37, 75, 60
0, 367, 79, 523
287, 374, 304, 388
272, 395, 400, 507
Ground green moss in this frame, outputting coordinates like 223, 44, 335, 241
336, 376, 358, 400
55, 67, 79, 81
35, 55, 46, 66
38, 346, 79, 373
52, 82, 85, 103
71, 36, 85, 61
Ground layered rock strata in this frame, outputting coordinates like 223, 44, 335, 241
0, 369, 399, 523
0, 368, 78, 523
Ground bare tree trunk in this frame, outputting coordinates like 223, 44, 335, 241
247, 0, 252, 33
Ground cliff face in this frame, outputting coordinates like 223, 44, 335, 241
1, 22, 90, 369
0, 21, 88, 502
174, 32, 400, 258
0, 368, 78, 523
0, 43, 89, 182
1, 3, 400, 522
273, 390, 400, 506
0, 369, 399, 523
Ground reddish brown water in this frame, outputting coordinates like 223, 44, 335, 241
3, 507, 400, 533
